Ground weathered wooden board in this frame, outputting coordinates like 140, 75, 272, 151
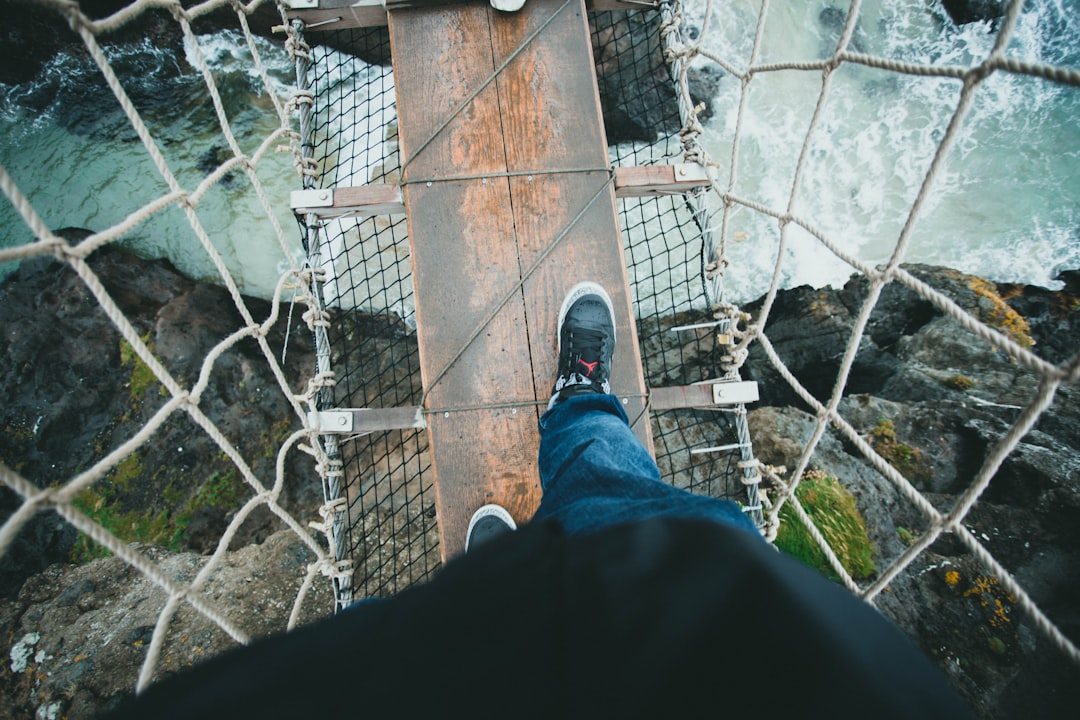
389, 0, 651, 561
288, 0, 652, 31
489, 0, 651, 443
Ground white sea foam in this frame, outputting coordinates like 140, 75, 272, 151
1, 8, 1076, 311
683, 0, 1080, 305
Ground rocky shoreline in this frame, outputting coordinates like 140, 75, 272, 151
0, 246, 334, 717
741, 265, 1079, 719
1, 247, 1077, 718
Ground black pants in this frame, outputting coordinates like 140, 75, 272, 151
105, 518, 974, 719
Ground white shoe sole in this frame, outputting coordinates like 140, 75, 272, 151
465, 504, 517, 552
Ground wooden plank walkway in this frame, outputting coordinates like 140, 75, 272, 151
388, 0, 651, 560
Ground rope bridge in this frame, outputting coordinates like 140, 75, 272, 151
0, 0, 1077, 714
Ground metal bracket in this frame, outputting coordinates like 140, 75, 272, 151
650, 380, 760, 410
674, 162, 709, 183
712, 381, 759, 405
291, 188, 335, 210
308, 408, 426, 434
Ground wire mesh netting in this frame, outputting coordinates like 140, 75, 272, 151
299, 29, 437, 603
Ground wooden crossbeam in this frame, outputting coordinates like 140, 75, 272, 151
615, 163, 710, 197
305, 378, 759, 437
292, 184, 405, 216
285, 0, 655, 31
291, 164, 710, 216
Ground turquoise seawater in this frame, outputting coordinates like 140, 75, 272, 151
688, 0, 1080, 302
0, 32, 303, 298
0, 2, 1077, 305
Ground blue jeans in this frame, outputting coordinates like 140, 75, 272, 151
533, 394, 759, 536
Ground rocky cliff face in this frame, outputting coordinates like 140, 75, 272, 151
0, 531, 332, 719
0, 246, 333, 718
3, 250, 1077, 718
741, 265, 1079, 720
1, 244, 322, 593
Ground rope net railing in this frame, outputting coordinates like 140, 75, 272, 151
598, 8, 765, 526
666, 0, 1080, 671
0, 0, 348, 701
297, 24, 436, 604
0, 0, 1077, 716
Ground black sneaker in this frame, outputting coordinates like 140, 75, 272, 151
549, 281, 616, 409
465, 504, 517, 552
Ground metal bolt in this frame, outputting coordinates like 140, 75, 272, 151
444, 412, 450, 418
622, 398, 629, 405
338, 415, 348, 427
512, 408, 518, 415
318, 191, 330, 201
527, 175, 534, 182
426, 182, 433, 188
677, 166, 687, 177
482, 177, 489, 184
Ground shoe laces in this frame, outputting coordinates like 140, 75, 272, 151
566, 327, 607, 383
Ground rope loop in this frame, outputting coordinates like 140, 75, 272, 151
741, 472, 763, 486
319, 497, 347, 520
311, 558, 353, 582
301, 306, 331, 331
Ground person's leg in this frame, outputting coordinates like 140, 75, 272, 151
534, 393, 757, 535
534, 281, 758, 537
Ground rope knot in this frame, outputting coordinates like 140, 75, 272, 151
301, 306, 330, 331
319, 497, 348, 520
310, 558, 353, 582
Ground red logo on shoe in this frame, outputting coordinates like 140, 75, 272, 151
578, 359, 599, 376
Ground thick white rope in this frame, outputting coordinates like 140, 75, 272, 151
0, 0, 342, 695
667, 0, 1079, 666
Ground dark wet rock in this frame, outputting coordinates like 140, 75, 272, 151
999, 269, 1080, 366
818, 5, 868, 53
0, 1, 281, 86
685, 64, 724, 122
940, 0, 1008, 27
741, 283, 902, 407
0, 244, 320, 592
590, 10, 722, 145
0, 531, 333, 719
734, 264, 1080, 719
